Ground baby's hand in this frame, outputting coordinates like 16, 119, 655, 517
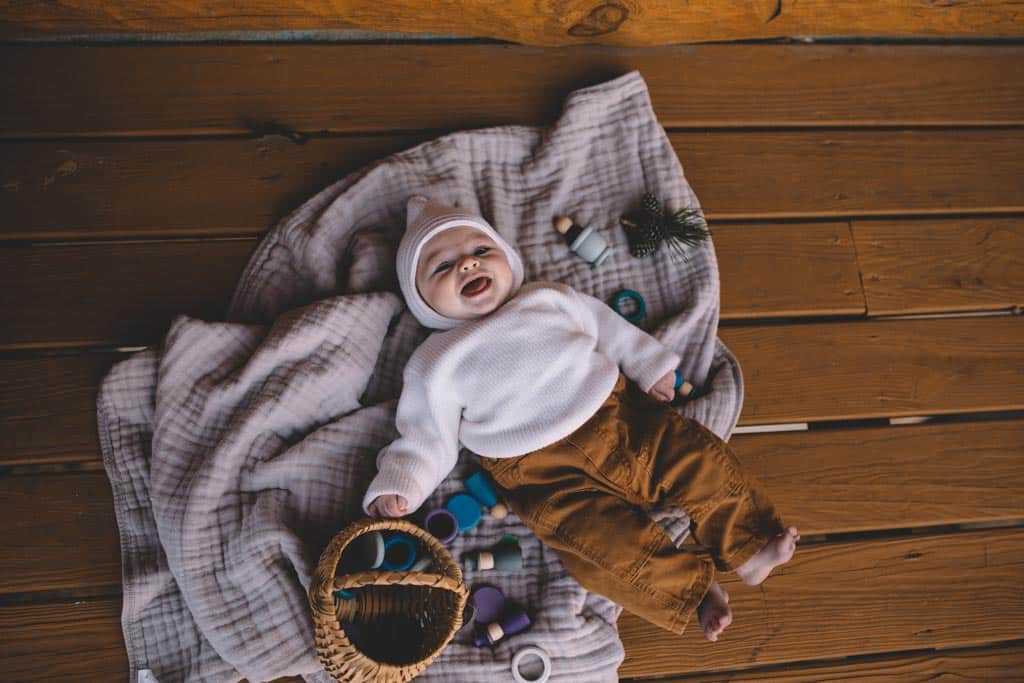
648, 371, 677, 402
367, 494, 409, 519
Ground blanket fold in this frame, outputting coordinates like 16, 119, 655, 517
98, 70, 743, 683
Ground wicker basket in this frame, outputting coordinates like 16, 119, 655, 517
309, 518, 469, 682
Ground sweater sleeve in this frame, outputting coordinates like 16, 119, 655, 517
573, 288, 682, 393
362, 369, 463, 515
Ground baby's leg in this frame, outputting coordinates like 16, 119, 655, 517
508, 483, 716, 636
633, 406, 792, 577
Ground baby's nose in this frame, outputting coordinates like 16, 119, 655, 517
459, 257, 480, 272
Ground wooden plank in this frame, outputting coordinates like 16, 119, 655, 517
0, 240, 255, 348
723, 315, 1024, 425
0, 352, 122, 467
0, 599, 128, 682
855, 217, 1024, 316
4, 316, 1022, 466
4, 419, 1022, 593
0, 222, 862, 348
741, 419, 1024, 535
0, 135, 424, 239
4, 129, 1023, 240
3, 44, 1022, 137
0, 472, 121, 595
646, 642, 1024, 682
1, 1, 1022, 43
618, 528, 1024, 678
716, 222, 863, 320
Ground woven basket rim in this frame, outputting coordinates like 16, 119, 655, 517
308, 517, 469, 681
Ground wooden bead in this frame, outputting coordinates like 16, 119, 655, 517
554, 216, 573, 234
489, 502, 509, 519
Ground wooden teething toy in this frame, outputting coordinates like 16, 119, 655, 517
554, 216, 611, 267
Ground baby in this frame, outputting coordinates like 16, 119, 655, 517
364, 195, 799, 641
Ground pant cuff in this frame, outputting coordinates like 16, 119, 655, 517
716, 516, 786, 571
666, 559, 715, 634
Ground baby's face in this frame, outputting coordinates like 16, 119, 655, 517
415, 225, 515, 321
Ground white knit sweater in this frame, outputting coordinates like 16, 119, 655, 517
362, 281, 682, 513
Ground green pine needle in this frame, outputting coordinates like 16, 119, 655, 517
663, 206, 711, 261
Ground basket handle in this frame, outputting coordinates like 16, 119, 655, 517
333, 570, 466, 595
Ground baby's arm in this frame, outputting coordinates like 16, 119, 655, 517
362, 368, 462, 516
572, 288, 681, 395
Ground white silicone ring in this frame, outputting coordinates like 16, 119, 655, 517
511, 646, 552, 683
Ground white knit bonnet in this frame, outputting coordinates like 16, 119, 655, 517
397, 195, 525, 330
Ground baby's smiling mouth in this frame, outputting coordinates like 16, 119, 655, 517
460, 276, 492, 297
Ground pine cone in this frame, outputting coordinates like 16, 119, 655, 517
641, 192, 662, 219
630, 220, 662, 257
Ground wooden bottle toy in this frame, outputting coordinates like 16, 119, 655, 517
462, 535, 523, 572
674, 370, 700, 400
554, 216, 611, 267
473, 608, 532, 647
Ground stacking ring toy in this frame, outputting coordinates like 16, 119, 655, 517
380, 535, 417, 571
424, 507, 459, 545
511, 646, 552, 683
612, 289, 646, 324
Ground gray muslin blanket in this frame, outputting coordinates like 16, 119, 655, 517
97, 71, 744, 683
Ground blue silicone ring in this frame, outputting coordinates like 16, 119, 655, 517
380, 536, 417, 572
612, 289, 646, 324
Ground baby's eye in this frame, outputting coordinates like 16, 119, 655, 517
474, 246, 491, 255
433, 261, 453, 274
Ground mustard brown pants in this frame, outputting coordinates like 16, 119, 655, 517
481, 373, 784, 634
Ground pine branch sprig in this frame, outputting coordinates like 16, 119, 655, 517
620, 192, 711, 260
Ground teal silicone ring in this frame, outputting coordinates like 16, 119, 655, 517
612, 289, 646, 324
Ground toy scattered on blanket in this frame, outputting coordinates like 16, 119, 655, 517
674, 370, 700, 401
469, 586, 533, 647
423, 470, 508, 544
553, 216, 611, 267
463, 535, 524, 572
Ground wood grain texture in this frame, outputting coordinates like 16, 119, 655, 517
716, 222, 863, 319
4, 130, 1023, 240
0, 222, 862, 349
3, 44, 1022, 137
738, 419, 1024, 534
1, 1, 1022, 43
4, 419, 1022, 593
618, 528, 1024, 678
645, 642, 1024, 682
855, 217, 1024, 315
4, 316, 1022, 466
723, 315, 1024, 425
0, 240, 256, 348
0, 599, 128, 682
1, 353, 122, 466
0, 473, 120, 594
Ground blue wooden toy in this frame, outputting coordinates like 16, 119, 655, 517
464, 470, 499, 507
446, 493, 482, 531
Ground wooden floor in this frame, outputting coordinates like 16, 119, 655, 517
2, 41, 1023, 681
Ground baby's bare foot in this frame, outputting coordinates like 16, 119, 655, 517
697, 580, 732, 642
735, 526, 800, 586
